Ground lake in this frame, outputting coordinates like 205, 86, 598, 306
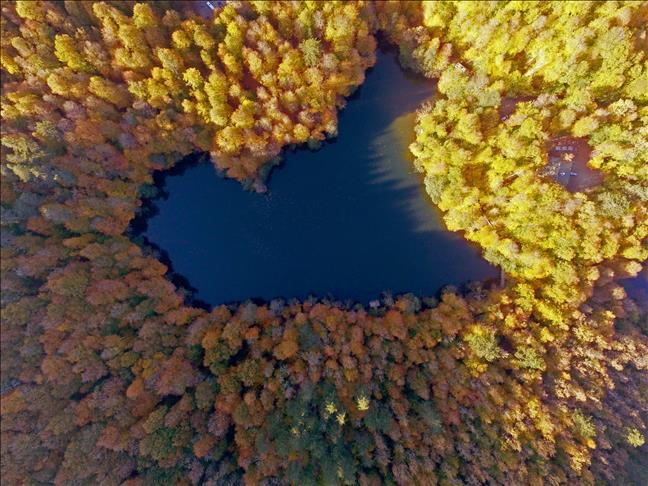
135, 49, 497, 306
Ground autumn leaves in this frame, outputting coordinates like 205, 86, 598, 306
1, 1, 647, 485
402, 1, 647, 314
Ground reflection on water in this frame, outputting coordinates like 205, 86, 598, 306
370, 111, 445, 233
135, 49, 498, 306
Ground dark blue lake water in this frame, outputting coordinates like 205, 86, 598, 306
137, 50, 497, 306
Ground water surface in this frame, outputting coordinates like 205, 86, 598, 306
137, 50, 497, 305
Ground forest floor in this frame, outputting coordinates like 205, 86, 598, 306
175, 0, 223, 20
548, 136, 603, 192
500, 98, 602, 193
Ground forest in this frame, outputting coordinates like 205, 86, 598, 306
0, 1, 647, 485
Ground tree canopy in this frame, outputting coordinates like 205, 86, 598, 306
1, 1, 647, 485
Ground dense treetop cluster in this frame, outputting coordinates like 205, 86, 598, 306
410, 70, 647, 309
2, 0, 376, 187
402, 1, 647, 318
379, 1, 647, 99
1, 1, 647, 485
